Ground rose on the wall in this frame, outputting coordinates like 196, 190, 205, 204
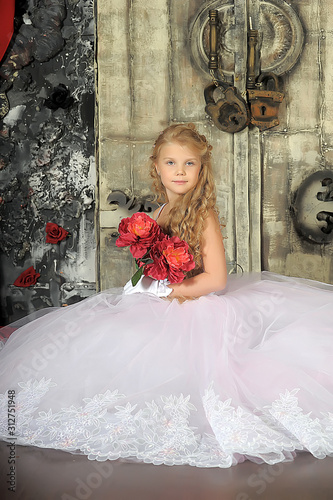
44, 83, 74, 110
45, 222, 68, 243
13, 266, 40, 287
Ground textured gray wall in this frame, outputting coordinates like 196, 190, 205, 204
0, 0, 96, 324
261, 0, 333, 281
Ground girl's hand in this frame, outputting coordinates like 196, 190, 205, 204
123, 276, 173, 298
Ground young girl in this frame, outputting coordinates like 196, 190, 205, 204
0, 123, 332, 468
124, 123, 227, 299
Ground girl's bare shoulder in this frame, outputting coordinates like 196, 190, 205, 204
204, 209, 221, 228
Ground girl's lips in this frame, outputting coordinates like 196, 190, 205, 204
173, 180, 187, 184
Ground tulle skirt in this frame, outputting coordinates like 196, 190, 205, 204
0, 272, 332, 468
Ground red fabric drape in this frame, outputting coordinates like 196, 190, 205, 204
0, 0, 15, 63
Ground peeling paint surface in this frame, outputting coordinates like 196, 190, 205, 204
0, 0, 95, 324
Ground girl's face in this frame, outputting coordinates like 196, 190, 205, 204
155, 142, 202, 203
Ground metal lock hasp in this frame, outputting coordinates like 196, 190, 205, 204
247, 73, 284, 131
204, 83, 250, 134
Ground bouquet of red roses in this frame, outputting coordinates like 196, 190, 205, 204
116, 212, 195, 286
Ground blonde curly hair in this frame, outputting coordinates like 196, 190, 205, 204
150, 123, 220, 276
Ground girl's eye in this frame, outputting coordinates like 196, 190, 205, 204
186, 161, 194, 166
167, 161, 174, 165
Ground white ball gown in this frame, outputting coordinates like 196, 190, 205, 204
0, 272, 332, 468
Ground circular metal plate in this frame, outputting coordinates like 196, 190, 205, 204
292, 170, 333, 244
190, 0, 304, 77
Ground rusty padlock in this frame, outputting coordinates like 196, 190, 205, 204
247, 73, 284, 131
204, 83, 250, 134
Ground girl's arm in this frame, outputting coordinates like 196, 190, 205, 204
168, 211, 227, 298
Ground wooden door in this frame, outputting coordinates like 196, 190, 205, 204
95, 0, 333, 289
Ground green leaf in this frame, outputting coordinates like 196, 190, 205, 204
131, 266, 144, 287
140, 257, 154, 265
141, 249, 151, 259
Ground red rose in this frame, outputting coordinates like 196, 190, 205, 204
13, 266, 40, 287
116, 212, 161, 258
46, 222, 68, 243
144, 236, 195, 284
0, 326, 17, 342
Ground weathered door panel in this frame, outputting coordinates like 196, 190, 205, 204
96, 0, 333, 288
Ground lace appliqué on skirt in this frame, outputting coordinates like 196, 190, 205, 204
0, 379, 332, 468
